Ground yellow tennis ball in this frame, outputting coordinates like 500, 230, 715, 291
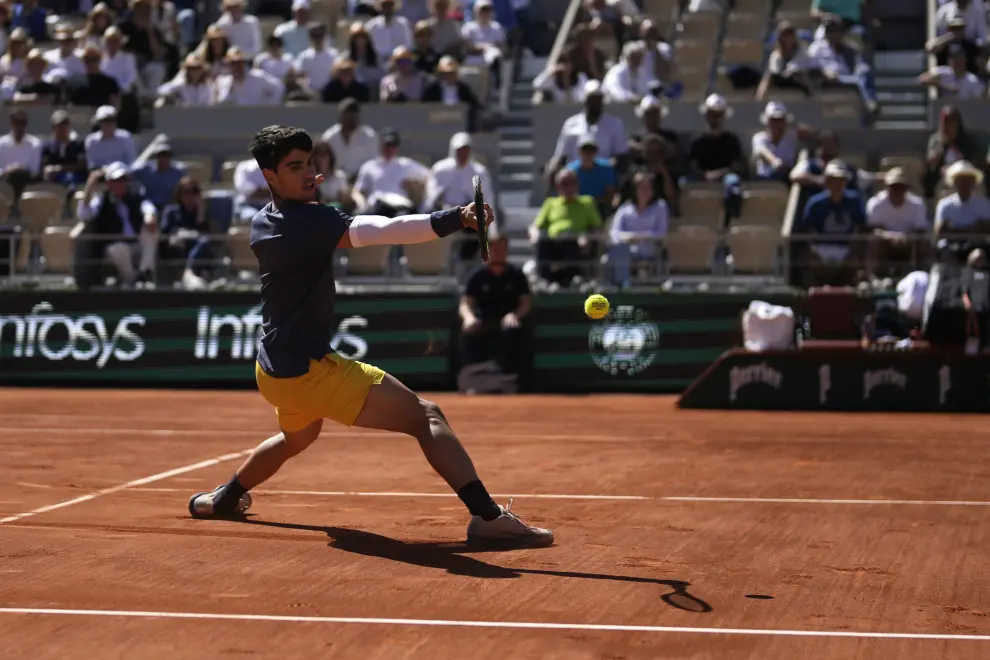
585, 294, 610, 320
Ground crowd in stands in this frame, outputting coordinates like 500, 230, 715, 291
0, 0, 522, 289
523, 0, 990, 293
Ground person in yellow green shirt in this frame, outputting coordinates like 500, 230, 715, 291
529, 168, 604, 285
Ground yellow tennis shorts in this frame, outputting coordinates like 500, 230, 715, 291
255, 354, 386, 432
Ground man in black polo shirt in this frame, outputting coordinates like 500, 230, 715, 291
688, 94, 747, 182
458, 235, 533, 387
64, 45, 122, 110
41, 110, 87, 187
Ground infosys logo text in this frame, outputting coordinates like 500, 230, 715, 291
0, 302, 146, 368
194, 305, 369, 361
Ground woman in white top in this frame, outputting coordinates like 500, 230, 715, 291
254, 34, 294, 83
348, 22, 386, 89
607, 171, 669, 286
0, 29, 30, 83
101, 27, 139, 93
461, 0, 506, 68
533, 55, 588, 104
156, 53, 212, 107
757, 21, 813, 101
312, 140, 354, 212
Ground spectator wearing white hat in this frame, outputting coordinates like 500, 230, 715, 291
211, 47, 285, 106
274, 0, 318, 57
751, 101, 813, 182
100, 27, 139, 95
866, 167, 930, 277
216, 0, 262, 59
353, 128, 433, 216
84, 105, 137, 169
688, 94, 746, 182
935, 160, 990, 240
936, 0, 987, 45
602, 41, 657, 104
918, 44, 985, 99
533, 53, 588, 104
422, 56, 482, 129
799, 160, 868, 286
425, 131, 496, 260
367, 0, 414, 64
294, 22, 339, 95
74, 161, 160, 288
461, 0, 506, 89
628, 95, 683, 174
0, 108, 42, 197
44, 25, 86, 82
548, 80, 628, 188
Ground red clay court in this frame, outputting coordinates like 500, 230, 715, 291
2, 389, 990, 659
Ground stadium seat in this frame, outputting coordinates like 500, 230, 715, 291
726, 224, 781, 274
725, 14, 768, 40
774, 11, 816, 31
15, 191, 64, 272
677, 186, 725, 232
226, 226, 257, 273
674, 40, 716, 70
39, 225, 74, 275
679, 15, 722, 41
401, 238, 453, 277
644, 0, 679, 18
721, 39, 765, 67
24, 182, 69, 198
341, 246, 389, 276
740, 186, 788, 228
734, 0, 772, 13
179, 156, 213, 184
663, 224, 718, 274
221, 160, 239, 184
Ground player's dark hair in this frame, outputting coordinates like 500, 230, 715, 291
250, 125, 313, 172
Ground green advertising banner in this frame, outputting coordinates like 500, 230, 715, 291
532, 293, 801, 393
0, 291, 457, 389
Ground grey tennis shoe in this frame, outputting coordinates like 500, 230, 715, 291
188, 485, 252, 519
466, 499, 554, 548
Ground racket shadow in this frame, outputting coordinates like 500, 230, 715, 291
238, 519, 712, 613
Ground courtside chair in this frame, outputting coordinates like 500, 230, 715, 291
225, 226, 258, 278
16, 191, 65, 273
738, 186, 788, 229
38, 226, 74, 275
677, 186, 725, 233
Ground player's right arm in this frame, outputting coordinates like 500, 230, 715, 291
336, 204, 493, 249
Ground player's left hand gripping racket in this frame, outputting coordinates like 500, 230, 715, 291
473, 175, 489, 262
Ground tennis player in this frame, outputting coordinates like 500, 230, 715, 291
188, 125, 553, 547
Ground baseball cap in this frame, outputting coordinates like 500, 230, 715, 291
380, 128, 401, 145
884, 167, 908, 186
51, 109, 70, 126
94, 105, 117, 122
450, 132, 472, 150
105, 161, 130, 181
292, 0, 311, 10
823, 161, 848, 179
578, 133, 598, 149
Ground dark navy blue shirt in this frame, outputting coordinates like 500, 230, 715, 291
801, 189, 866, 246
251, 201, 353, 378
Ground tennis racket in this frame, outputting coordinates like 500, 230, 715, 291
473, 174, 489, 262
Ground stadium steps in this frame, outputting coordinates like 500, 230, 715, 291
871, 51, 929, 130
495, 57, 544, 242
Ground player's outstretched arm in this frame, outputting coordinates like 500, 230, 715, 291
337, 203, 494, 249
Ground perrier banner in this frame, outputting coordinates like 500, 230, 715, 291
0, 291, 457, 390
532, 292, 800, 393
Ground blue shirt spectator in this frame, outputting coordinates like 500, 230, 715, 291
566, 156, 617, 200
131, 144, 187, 210
11, 1, 48, 43
802, 189, 866, 236
85, 128, 137, 168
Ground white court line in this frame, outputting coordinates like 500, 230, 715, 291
123, 488, 990, 507
0, 450, 251, 525
0, 607, 988, 642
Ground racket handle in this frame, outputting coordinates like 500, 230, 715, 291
473, 175, 489, 262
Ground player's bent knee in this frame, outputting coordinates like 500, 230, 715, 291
419, 398, 446, 424
282, 419, 323, 457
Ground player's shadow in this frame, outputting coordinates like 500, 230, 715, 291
240, 519, 712, 613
